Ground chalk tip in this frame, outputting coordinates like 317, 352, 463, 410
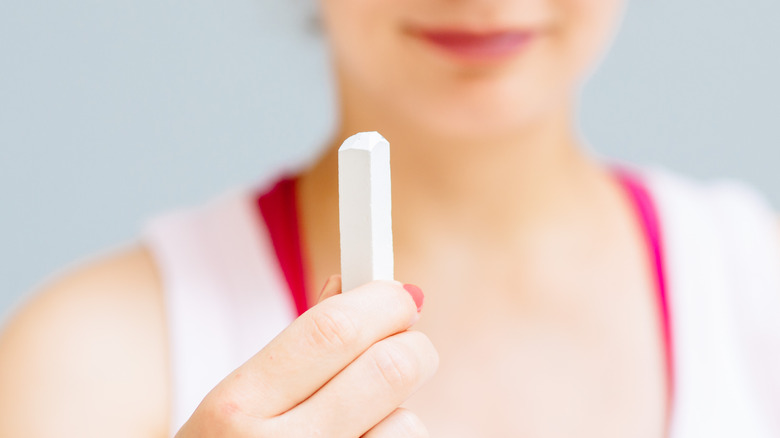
339, 131, 388, 152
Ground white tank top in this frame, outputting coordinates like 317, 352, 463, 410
142, 167, 780, 437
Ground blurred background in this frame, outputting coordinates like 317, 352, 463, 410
2, 0, 779, 320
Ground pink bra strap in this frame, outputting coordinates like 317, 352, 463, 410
612, 167, 674, 431
257, 177, 310, 317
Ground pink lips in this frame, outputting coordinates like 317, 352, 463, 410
411, 29, 535, 63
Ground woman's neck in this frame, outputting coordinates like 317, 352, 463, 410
299, 97, 607, 248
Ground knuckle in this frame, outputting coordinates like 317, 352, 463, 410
198, 388, 253, 432
419, 332, 440, 373
394, 409, 429, 437
305, 306, 359, 350
261, 415, 321, 438
368, 342, 419, 389
408, 331, 440, 374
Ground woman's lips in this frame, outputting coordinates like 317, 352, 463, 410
409, 29, 536, 63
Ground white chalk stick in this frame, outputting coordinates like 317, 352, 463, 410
338, 131, 394, 292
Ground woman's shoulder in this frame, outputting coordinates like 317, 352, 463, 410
625, 164, 779, 244
0, 180, 294, 436
140, 185, 295, 326
629, 166, 780, 434
644, 165, 780, 266
0, 244, 170, 437
627, 164, 774, 211
632, 164, 780, 299
141, 183, 299, 431
0, 175, 289, 435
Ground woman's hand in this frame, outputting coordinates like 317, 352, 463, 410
175, 278, 437, 438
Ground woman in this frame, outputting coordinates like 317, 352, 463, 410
1, 0, 779, 436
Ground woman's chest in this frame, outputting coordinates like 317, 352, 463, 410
401, 276, 669, 438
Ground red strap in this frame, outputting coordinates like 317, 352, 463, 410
257, 177, 310, 317
613, 168, 675, 433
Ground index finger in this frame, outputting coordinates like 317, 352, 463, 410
218, 280, 420, 419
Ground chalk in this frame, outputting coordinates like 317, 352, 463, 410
338, 131, 394, 292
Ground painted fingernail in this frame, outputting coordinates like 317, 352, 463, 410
403, 284, 424, 312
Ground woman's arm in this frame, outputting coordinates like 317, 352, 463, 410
0, 245, 170, 437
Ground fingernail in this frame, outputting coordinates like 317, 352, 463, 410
403, 284, 424, 312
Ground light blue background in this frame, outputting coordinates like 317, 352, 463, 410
2, 0, 779, 319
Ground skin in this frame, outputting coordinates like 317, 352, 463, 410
0, 0, 778, 436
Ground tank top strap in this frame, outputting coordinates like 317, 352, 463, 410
612, 167, 675, 437
613, 169, 675, 391
257, 177, 310, 316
